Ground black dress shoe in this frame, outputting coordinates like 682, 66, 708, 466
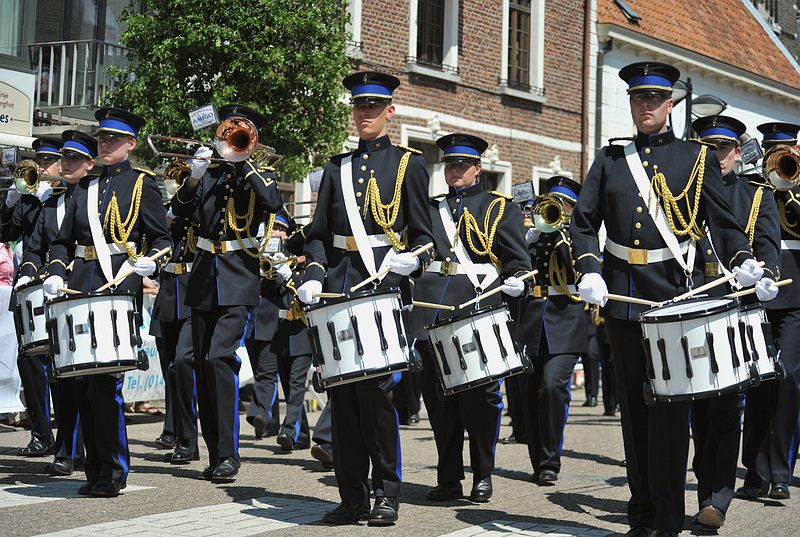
311, 443, 334, 469
277, 432, 295, 451
500, 435, 518, 445
769, 482, 790, 500
469, 477, 493, 502
368, 496, 399, 526
46, 458, 74, 476
537, 469, 558, 486
691, 504, 725, 529
735, 485, 767, 500
623, 528, 655, 537
252, 415, 267, 440
426, 482, 463, 501
409, 413, 420, 424
77, 481, 95, 495
582, 396, 598, 407
18, 437, 54, 457
89, 479, 125, 497
603, 408, 617, 416
201, 465, 216, 480
211, 457, 240, 482
322, 502, 370, 525
653, 531, 678, 537
171, 443, 200, 465
154, 433, 176, 449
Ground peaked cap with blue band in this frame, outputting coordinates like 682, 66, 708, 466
546, 175, 581, 203
619, 61, 680, 94
343, 71, 400, 104
436, 133, 489, 163
61, 130, 98, 159
93, 107, 145, 138
692, 115, 746, 145
218, 104, 267, 131
32, 137, 63, 159
757, 122, 800, 148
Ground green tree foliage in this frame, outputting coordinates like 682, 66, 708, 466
109, 0, 351, 180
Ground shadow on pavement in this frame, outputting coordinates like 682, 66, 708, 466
453, 507, 619, 534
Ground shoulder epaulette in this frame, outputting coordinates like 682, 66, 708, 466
396, 144, 422, 155
490, 190, 513, 200
608, 137, 635, 145
134, 167, 156, 178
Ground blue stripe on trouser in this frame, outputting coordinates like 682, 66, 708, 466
557, 374, 572, 453
492, 383, 504, 458
113, 377, 129, 479
71, 411, 81, 459
233, 310, 252, 451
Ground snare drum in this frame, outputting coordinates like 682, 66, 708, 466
426, 303, 530, 396
13, 280, 50, 355
46, 291, 147, 378
305, 288, 411, 389
737, 302, 783, 381
640, 297, 756, 403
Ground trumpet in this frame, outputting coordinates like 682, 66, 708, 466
162, 159, 191, 197
9, 160, 63, 194
260, 254, 299, 279
764, 144, 800, 191
531, 193, 568, 233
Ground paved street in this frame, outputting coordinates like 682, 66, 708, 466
1, 389, 798, 537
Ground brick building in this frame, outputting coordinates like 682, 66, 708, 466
750, 0, 800, 62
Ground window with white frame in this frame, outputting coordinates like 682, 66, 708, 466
346, 0, 363, 57
501, 0, 545, 99
407, 0, 460, 81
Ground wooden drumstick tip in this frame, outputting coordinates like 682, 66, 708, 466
312, 292, 344, 299
56, 287, 81, 295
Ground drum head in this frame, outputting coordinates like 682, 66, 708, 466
46, 289, 136, 306
640, 296, 736, 323
426, 302, 508, 330
304, 287, 401, 312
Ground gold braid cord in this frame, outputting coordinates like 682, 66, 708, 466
186, 226, 198, 254
362, 152, 411, 251
650, 145, 707, 240
778, 191, 800, 238
103, 175, 146, 260
225, 190, 267, 258
548, 234, 581, 302
744, 187, 764, 246
457, 197, 505, 267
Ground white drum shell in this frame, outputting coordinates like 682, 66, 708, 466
14, 283, 49, 354
46, 293, 141, 378
306, 292, 409, 388
737, 304, 777, 380
428, 305, 529, 395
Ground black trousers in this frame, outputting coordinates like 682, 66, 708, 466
392, 371, 422, 423
192, 306, 249, 463
17, 352, 52, 442
313, 398, 332, 445
80, 375, 129, 486
51, 377, 84, 463
584, 343, 601, 400
276, 352, 311, 445
505, 374, 528, 442
691, 392, 742, 515
244, 338, 281, 432
419, 341, 503, 485
606, 318, 689, 533
330, 372, 402, 505
156, 318, 197, 443
599, 332, 618, 413
524, 339, 579, 474
741, 308, 800, 487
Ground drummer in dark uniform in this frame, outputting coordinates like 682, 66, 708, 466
7, 137, 62, 458
43, 108, 172, 497
171, 104, 283, 482
570, 62, 763, 537
738, 121, 800, 503
296, 71, 434, 526
410, 133, 531, 504
18, 131, 96, 475
518, 176, 587, 486
688, 115, 780, 530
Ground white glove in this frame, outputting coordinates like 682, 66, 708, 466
578, 272, 608, 306
35, 181, 52, 202
133, 257, 157, 277
297, 280, 322, 305
190, 146, 213, 179
525, 227, 541, 245
501, 276, 525, 297
5, 189, 21, 207
733, 258, 764, 288
14, 275, 32, 289
385, 251, 420, 276
43, 275, 64, 296
275, 262, 293, 283
755, 277, 779, 302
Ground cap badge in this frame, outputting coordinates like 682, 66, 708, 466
643, 64, 649, 75
711, 117, 717, 127
363, 72, 368, 84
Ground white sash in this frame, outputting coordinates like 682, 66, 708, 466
56, 194, 66, 230
437, 199, 500, 291
624, 142, 696, 274
87, 178, 115, 284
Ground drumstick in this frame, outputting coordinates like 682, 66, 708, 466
604, 293, 660, 307
312, 292, 345, 299
671, 261, 765, 302
412, 300, 456, 311
349, 242, 435, 293
56, 287, 81, 295
96, 247, 172, 292
724, 278, 793, 299
458, 269, 539, 309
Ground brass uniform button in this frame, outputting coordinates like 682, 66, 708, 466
358, 178, 364, 184
637, 192, 643, 198
644, 148, 651, 154
633, 239, 640, 246
361, 165, 367, 171
635, 222, 642, 229
642, 161, 649, 167
356, 191, 362, 198
363, 154, 369, 160
636, 206, 643, 213
707, 249, 713, 255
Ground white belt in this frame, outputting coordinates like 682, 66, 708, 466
163, 262, 193, 275
781, 240, 800, 251
426, 260, 496, 276
75, 242, 135, 259
278, 309, 289, 319
196, 237, 259, 254
332, 233, 394, 251
605, 237, 690, 265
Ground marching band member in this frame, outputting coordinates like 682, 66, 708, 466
171, 104, 283, 482
297, 71, 434, 525
570, 62, 761, 537
518, 176, 587, 486
43, 107, 172, 497
411, 133, 531, 503
738, 121, 800, 502
6, 137, 62, 458
689, 115, 780, 529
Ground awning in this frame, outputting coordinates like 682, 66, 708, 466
0, 133, 35, 149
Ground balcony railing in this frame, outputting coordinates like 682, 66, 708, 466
28, 39, 132, 113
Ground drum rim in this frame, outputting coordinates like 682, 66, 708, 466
304, 286, 401, 312
46, 289, 137, 306
13, 279, 44, 294
738, 301, 766, 313
639, 296, 737, 323
425, 302, 508, 330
